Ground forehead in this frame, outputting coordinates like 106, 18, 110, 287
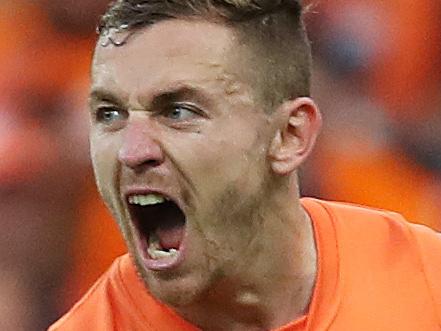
92, 19, 240, 98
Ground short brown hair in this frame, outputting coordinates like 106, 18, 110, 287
98, 0, 311, 110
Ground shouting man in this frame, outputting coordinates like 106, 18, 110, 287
50, 1, 441, 330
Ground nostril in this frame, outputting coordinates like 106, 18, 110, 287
132, 159, 163, 173
144, 159, 161, 167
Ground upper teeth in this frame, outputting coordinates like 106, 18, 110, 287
128, 194, 167, 206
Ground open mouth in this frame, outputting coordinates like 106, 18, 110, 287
127, 193, 186, 267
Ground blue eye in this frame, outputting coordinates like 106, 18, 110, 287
96, 107, 125, 124
165, 104, 199, 121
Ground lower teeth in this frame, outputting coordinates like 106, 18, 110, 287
147, 233, 178, 260
148, 248, 178, 259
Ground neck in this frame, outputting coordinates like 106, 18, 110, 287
177, 177, 317, 331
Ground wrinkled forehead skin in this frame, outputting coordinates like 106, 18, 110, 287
91, 19, 261, 108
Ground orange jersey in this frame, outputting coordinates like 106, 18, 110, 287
50, 198, 441, 330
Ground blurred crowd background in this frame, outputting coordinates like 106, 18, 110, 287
0, 0, 440, 329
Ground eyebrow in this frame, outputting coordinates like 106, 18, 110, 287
89, 84, 212, 110
149, 86, 210, 109
89, 89, 125, 107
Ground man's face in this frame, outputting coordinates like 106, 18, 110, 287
91, 19, 278, 306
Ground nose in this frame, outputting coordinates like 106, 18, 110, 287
118, 120, 164, 170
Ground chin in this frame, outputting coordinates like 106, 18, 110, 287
141, 267, 210, 308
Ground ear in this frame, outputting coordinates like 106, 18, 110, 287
268, 97, 322, 175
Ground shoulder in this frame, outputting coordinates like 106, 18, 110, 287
303, 197, 440, 249
303, 198, 441, 322
409, 223, 441, 319
302, 197, 408, 222
302, 197, 430, 238
48, 255, 130, 331
49, 254, 197, 331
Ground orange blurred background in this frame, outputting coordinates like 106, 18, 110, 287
0, 0, 440, 329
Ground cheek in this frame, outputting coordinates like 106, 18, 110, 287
90, 134, 120, 202
194, 136, 267, 189
178, 140, 267, 217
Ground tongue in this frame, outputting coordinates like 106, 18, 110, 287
156, 225, 184, 250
